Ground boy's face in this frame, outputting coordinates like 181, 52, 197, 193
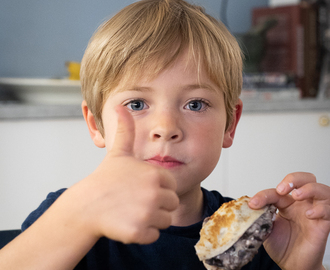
97, 52, 237, 197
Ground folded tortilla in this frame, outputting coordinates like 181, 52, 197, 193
195, 196, 268, 261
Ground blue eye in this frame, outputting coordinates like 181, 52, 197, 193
185, 99, 210, 112
126, 99, 146, 111
188, 100, 203, 111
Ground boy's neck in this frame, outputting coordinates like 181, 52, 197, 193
171, 185, 204, 227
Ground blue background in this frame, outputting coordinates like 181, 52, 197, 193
0, 0, 268, 78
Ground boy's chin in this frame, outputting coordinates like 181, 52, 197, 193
175, 179, 205, 198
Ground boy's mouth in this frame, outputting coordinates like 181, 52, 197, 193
146, 155, 184, 169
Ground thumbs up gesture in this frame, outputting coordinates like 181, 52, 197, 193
72, 105, 179, 244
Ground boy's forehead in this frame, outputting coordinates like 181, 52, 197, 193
111, 70, 219, 95
111, 51, 219, 93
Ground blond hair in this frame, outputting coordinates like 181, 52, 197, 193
80, 0, 242, 135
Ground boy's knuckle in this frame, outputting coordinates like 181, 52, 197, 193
126, 226, 142, 243
139, 207, 153, 223
146, 168, 162, 183
140, 228, 160, 244
147, 188, 161, 203
309, 173, 317, 183
285, 173, 295, 183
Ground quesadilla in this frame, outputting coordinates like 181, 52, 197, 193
195, 196, 276, 270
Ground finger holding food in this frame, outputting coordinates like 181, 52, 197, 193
249, 173, 330, 270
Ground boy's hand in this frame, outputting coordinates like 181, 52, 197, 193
68, 105, 179, 245
249, 172, 330, 270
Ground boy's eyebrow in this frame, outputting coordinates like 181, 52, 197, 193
181, 83, 217, 92
123, 83, 217, 93
124, 86, 153, 92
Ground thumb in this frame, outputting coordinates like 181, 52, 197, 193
110, 105, 135, 156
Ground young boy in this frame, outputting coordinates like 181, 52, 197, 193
1, 0, 329, 269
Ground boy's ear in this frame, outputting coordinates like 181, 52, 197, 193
81, 100, 105, 148
222, 99, 243, 148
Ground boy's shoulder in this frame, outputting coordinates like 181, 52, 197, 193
21, 188, 67, 231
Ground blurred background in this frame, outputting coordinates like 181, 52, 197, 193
0, 0, 330, 265
0, 0, 268, 78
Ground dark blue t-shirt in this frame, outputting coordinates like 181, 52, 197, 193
22, 188, 280, 270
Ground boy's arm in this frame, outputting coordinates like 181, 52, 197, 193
249, 172, 330, 270
0, 192, 99, 269
0, 106, 179, 269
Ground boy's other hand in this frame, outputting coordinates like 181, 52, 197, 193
249, 172, 330, 270
69, 105, 179, 245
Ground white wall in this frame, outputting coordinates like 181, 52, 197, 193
0, 119, 105, 230
203, 111, 330, 198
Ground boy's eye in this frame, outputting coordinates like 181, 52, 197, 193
185, 100, 209, 112
188, 101, 203, 111
126, 99, 147, 111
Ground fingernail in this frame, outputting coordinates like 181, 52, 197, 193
277, 183, 285, 194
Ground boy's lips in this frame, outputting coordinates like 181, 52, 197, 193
146, 155, 184, 169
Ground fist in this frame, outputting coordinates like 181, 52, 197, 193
76, 104, 179, 244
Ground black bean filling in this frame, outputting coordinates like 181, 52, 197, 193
205, 206, 276, 270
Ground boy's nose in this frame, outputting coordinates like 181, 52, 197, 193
149, 112, 183, 142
